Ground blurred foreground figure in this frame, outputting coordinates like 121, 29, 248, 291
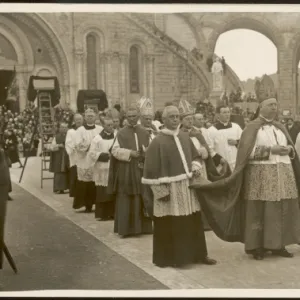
0, 148, 10, 269
191, 97, 300, 260
142, 106, 216, 268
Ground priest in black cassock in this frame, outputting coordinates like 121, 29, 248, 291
88, 117, 116, 220
107, 107, 153, 237
49, 122, 69, 194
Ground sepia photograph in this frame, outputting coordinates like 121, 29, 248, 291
0, 3, 299, 297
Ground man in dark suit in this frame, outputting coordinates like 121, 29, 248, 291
286, 118, 300, 144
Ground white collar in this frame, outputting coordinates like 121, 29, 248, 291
160, 125, 180, 136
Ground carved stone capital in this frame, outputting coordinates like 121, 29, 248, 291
145, 54, 155, 63
75, 50, 84, 60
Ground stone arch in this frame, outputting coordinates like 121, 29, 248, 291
126, 37, 148, 55
207, 15, 284, 54
289, 33, 300, 73
0, 15, 34, 70
82, 28, 105, 89
81, 27, 105, 53
75, 22, 106, 90
33, 64, 58, 77
75, 21, 106, 52
10, 13, 71, 89
127, 38, 148, 98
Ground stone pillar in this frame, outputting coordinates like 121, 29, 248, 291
119, 53, 129, 109
17, 69, 30, 111
99, 53, 106, 91
75, 50, 84, 91
145, 54, 155, 103
277, 46, 294, 111
104, 52, 114, 107
143, 57, 148, 97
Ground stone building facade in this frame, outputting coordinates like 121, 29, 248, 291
2, 12, 300, 114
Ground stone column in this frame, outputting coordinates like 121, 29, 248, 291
99, 53, 106, 91
75, 50, 84, 91
104, 52, 114, 107
143, 57, 148, 97
119, 53, 129, 109
17, 69, 30, 111
277, 46, 294, 111
145, 54, 155, 102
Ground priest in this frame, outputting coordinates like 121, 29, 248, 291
107, 106, 153, 237
73, 108, 102, 213
142, 105, 216, 268
65, 113, 84, 197
191, 96, 300, 260
208, 105, 243, 171
49, 122, 69, 194
139, 97, 158, 141
88, 116, 116, 221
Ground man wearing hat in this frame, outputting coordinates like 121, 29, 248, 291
191, 95, 300, 260
139, 97, 158, 142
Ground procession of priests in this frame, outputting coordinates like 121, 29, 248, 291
58, 90, 300, 269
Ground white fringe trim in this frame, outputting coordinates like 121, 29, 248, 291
192, 160, 202, 170
142, 172, 193, 185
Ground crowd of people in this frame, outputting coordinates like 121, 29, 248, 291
3, 92, 300, 269
41, 91, 300, 269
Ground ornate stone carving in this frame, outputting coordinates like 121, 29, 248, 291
145, 54, 155, 62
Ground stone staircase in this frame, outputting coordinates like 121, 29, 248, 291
124, 13, 211, 90
124, 13, 243, 95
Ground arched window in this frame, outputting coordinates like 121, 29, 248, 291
129, 46, 140, 93
86, 34, 97, 89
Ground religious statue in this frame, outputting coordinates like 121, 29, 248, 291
211, 57, 224, 91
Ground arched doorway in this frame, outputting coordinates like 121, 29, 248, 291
0, 13, 71, 110
208, 16, 280, 112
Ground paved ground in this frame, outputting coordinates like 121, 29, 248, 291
0, 184, 166, 291
6, 157, 300, 290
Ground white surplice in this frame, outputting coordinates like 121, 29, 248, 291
75, 124, 103, 182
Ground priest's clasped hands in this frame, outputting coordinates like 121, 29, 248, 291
271, 145, 292, 156
130, 150, 141, 158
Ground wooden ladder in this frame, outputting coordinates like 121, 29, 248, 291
38, 92, 55, 189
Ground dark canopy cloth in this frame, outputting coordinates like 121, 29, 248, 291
27, 76, 60, 107
76, 90, 108, 113
0, 149, 10, 268
190, 117, 300, 243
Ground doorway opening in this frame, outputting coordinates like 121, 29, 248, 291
0, 70, 16, 111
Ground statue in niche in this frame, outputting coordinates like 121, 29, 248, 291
211, 57, 224, 92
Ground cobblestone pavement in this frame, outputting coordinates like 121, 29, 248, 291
7, 157, 300, 290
